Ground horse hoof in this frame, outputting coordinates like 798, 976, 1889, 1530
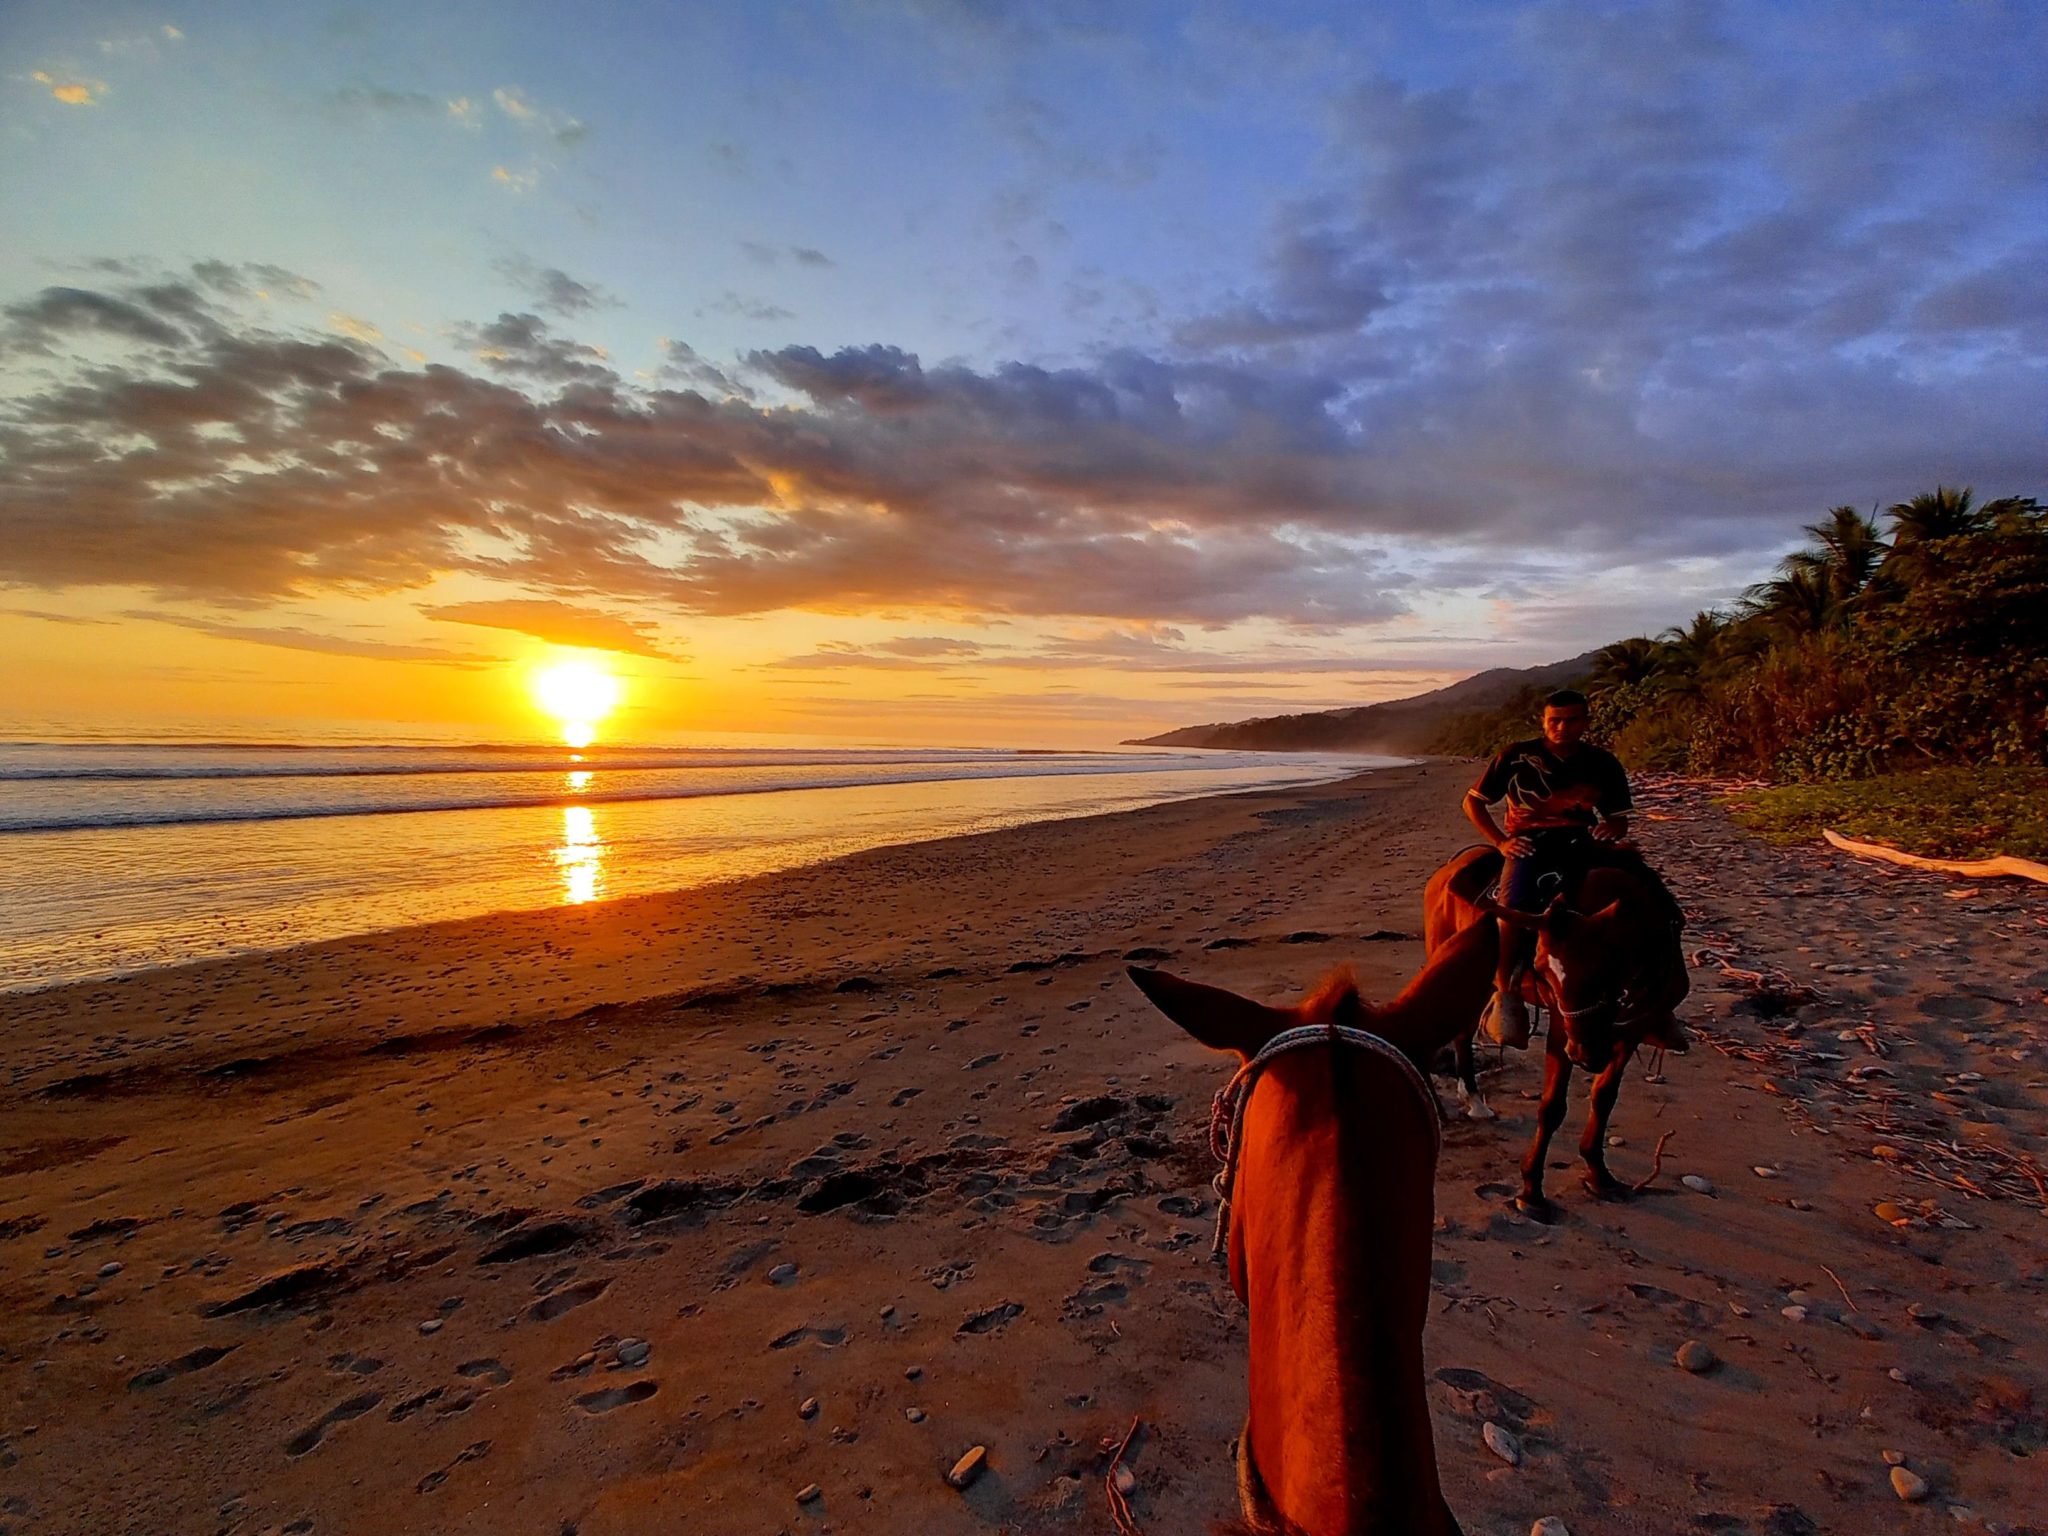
1513, 1194, 1557, 1223
1582, 1174, 1629, 1200
1464, 1098, 1497, 1122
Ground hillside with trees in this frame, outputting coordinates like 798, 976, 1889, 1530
1138, 487, 2046, 855
1583, 487, 2046, 780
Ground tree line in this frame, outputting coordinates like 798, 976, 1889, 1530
1434, 487, 2048, 780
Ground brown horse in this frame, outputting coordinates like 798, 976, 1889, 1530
1424, 844, 1688, 1218
1127, 918, 1495, 1536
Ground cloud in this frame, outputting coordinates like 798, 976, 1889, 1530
2, 285, 189, 351
658, 339, 751, 398
30, 70, 108, 106
0, 214, 2040, 645
190, 260, 320, 299
491, 165, 539, 193
492, 257, 618, 317
447, 96, 481, 127
492, 84, 585, 145
423, 598, 680, 659
709, 292, 796, 323
127, 612, 493, 664
329, 313, 382, 344
741, 243, 837, 269
449, 311, 611, 384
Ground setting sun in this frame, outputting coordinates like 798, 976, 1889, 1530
531, 660, 622, 747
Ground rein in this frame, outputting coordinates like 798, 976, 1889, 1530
1205, 1021, 1441, 1268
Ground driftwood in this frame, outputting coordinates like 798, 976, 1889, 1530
1822, 829, 2048, 885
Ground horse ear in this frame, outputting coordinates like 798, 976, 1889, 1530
1127, 967, 1293, 1058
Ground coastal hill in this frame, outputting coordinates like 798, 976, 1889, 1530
1124, 648, 1597, 754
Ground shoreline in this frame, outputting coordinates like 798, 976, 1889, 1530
0, 765, 1416, 1089
1, 753, 1387, 996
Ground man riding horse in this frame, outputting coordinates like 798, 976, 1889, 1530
1460, 689, 1687, 1057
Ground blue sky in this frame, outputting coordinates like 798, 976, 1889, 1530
1, 1, 2043, 743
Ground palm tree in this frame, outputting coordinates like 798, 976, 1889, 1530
1591, 636, 1664, 688
1656, 609, 1729, 692
1882, 485, 1984, 589
1980, 495, 2045, 535
1798, 505, 1887, 606
1741, 565, 1832, 636
1887, 485, 1983, 544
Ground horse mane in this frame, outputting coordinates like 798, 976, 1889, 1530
1296, 966, 1363, 1026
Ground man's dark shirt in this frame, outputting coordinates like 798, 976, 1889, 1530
1474, 739, 1632, 835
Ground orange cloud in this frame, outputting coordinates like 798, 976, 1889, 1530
32, 70, 107, 106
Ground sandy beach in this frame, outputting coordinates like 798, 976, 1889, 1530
4, 763, 2046, 1536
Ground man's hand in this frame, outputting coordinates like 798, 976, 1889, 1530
1592, 816, 1628, 845
1501, 835, 1535, 858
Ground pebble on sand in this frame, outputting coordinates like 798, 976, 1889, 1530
616, 1338, 650, 1367
1680, 1175, 1714, 1195
947, 1445, 988, 1489
418, 1318, 443, 1335
1532, 1519, 1571, 1536
1482, 1422, 1522, 1466
1890, 1465, 1929, 1502
768, 1263, 798, 1284
1751, 1165, 1780, 1179
1781, 1305, 1808, 1323
798, 1396, 819, 1420
1675, 1340, 1718, 1373
906, 1407, 926, 1423
1882, 1448, 1906, 1465
796, 1482, 822, 1504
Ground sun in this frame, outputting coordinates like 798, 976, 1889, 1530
531, 659, 622, 747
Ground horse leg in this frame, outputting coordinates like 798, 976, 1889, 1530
1577, 1049, 1632, 1198
1515, 1035, 1572, 1219
1452, 1026, 1495, 1120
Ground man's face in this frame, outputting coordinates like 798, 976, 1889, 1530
1542, 704, 1589, 750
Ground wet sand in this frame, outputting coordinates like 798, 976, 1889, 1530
3, 763, 2045, 1535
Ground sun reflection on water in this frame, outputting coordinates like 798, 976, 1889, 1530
567, 769, 592, 793
554, 803, 607, 904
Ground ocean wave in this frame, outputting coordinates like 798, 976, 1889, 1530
0, 754, 1274, 834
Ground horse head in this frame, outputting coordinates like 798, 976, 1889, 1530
1127, 962, 1463, 1536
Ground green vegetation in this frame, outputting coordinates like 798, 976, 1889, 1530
1723, 766, 2048, 861
1428, 485, 2048, 795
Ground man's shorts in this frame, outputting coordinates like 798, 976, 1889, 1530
1500, 828, 1591, 911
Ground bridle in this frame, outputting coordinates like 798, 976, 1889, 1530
1205, 1019, 1441, 1269
1528, 927, 1678, 1045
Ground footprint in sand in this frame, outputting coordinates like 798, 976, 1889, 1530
127, 1343, 239, 1391
576, 1381, 659, 1414
890, 1087, 922, 1106
525, 1277, 610, 1322
957, 1301, 1025, 1336
456, 1358, 512, 1386
284, 1390, 383, 1456
770, 1324, 849, 1349
417, 1439, 492, 1493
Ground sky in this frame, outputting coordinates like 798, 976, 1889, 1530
1, 0, 2043, 748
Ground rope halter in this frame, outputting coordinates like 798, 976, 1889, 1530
1204, 1022, 1441, 1268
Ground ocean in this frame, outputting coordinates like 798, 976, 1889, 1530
0, 742, 1388, 989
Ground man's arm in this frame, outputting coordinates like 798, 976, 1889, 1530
1464, 789, 1533, 857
